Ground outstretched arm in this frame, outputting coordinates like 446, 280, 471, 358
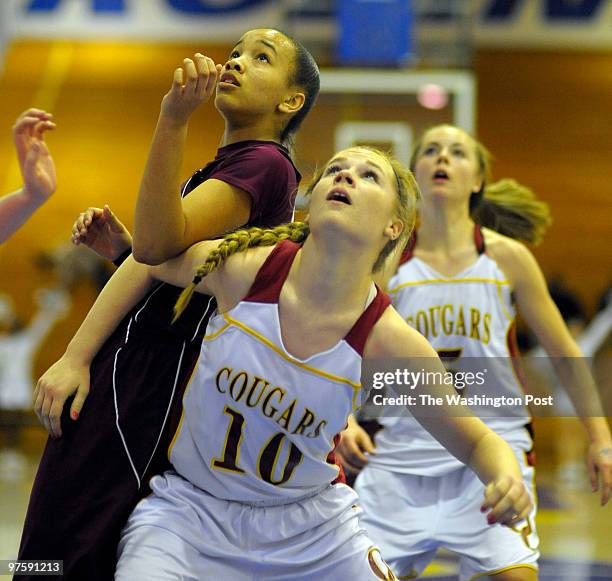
507, 242, 612, 505
0, 109, 56, 243
133, 55, 253, 264
365, 308, 532, 525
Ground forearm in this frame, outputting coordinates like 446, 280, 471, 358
63, 256, 154, 363
468, 430, 523, 485
549, 354, 610, 441
133, 116, 189, 263
0, 187, 46, 243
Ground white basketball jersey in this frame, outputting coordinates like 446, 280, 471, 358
370, 227, 532, 476
169, 241, 391, 504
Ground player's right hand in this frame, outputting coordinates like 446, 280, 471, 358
71, 205, 132, 261
160, 54, 222, 125
336, 420, 376, 474
34, 356, 90, 439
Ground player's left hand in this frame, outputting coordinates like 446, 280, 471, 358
587, 440, 612, 506
481, 475, 532, 526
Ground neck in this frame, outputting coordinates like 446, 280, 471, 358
289, 234, 376, 312
221, 118, 281, 146
417, 199, 474, 253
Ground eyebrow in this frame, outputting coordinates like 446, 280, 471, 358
425, 141, 466, 148
330, 156, 386, 175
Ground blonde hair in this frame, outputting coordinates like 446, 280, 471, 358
173, 223, 309, 321
410, 125, 551, 244
173, 147, 419, 321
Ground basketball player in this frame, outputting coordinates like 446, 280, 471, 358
19, 29, 319, 580
112, 146, 533, 580
1, 109, 56, 243
338, 125, 612, 580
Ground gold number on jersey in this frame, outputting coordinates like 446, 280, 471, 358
212, 405, 304, 485
211, 406, 246, 474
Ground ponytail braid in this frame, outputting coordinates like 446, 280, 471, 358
173, 222, 310, 322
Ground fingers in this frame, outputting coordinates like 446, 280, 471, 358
337, 430, 374, 474
71, 207, 104, 244
592, 459, 612, 506
70, 382, 90, 424
481, 477, 532, 525
32, 119, 56, 140
13, 109, 54, 135
175, 54, 219, 99
194, 53, 218, 98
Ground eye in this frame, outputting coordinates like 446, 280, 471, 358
324, 164, 341, 175
257, 53, 270, 62
229, 50, 240, 59
422, 145, 437, 155
363, 170, 379, 182
452, 148, 465, 158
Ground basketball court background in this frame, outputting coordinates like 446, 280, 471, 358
0, 1, 611, 578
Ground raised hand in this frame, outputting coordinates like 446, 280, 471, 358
160, 54, 223, 126
13, 108, 57, 201
71, 205, 132, 261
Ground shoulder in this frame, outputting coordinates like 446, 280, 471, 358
482, 227, 540, 287
210, 245, 275, 311
364, 306, 438, 359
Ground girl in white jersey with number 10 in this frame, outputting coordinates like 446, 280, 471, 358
109, 146, 533, 580
339, 126, 612, 581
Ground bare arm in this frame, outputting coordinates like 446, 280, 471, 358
499, 238, 612, 505
133, 55, 252, 264
34, 256, 155, 437
364, 308, 532, 524
0, 109, 56, 243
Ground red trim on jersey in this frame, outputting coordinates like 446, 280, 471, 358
345, 288, 391, 356
328, 433, 347, 485
244, 240, 390, 356
398, 231, 417, 266
243, 240, 300, 303
474, 224, 486, 254
506, 321, 529, 394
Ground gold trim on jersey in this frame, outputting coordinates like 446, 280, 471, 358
167, 352, 203, 460
388, 277, 510, 294
468, 563, 538, 580
209, 312, 362, 410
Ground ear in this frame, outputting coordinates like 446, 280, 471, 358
278, 91, 305, 115
385, 218, 404, 242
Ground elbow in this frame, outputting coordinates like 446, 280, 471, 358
131, 244, 167, 266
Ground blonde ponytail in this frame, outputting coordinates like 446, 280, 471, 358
173, 222, 310, 322
473, 178, 552, 244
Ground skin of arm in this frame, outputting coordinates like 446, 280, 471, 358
487, 230, 612, 505
34, 256, 156, 438
362, 307, 532, 524
1, 109, 56, 243
133, 55, 252, 265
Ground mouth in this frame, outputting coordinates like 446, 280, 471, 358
326, 188, 352, 205
432, 169, 449, 182
219, 73, 240, 87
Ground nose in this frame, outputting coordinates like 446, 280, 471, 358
224, 57, 242, 73
334, 170, 354, 185
436, 148, 450, 163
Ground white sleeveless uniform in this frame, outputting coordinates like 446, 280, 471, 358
116, 241, 398, 581
355, 228, 539, 580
